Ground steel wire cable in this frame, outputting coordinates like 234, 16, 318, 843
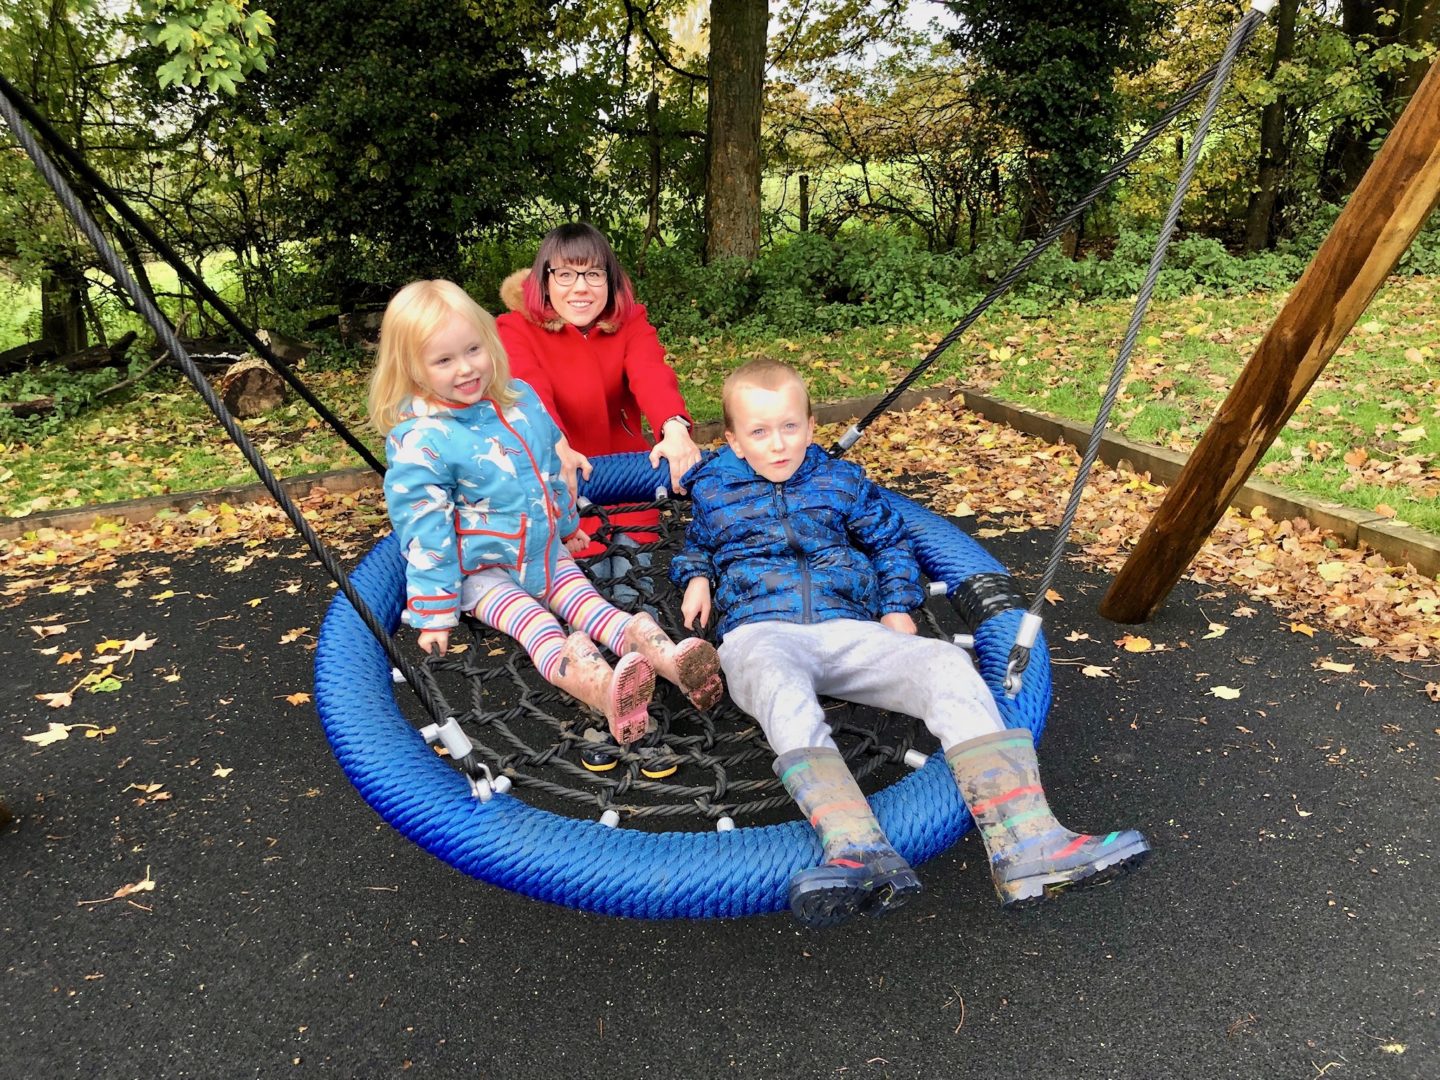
0, 90, 455, 727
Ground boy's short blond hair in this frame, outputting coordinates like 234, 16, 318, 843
722, 358, 813, 431
367, 279, 518, 433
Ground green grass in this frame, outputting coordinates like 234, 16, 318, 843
3, 276, 1439, 537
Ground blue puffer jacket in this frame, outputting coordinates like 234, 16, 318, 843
671, 444, 923, 640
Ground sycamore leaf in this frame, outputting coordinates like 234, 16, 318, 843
1081, 665, 1112, 678
120, 633, 157, 655
1044, 589, 1063, 605
126, 783, 163, 794
115, 576, 142, 589
279, 627, 311, 645
1317, 661, 1355, 673
95, 639, 125, 654
213, 765, 233, 778
1291, 622, 1316, 637
58, 651, 84, 665
223, 555, 254, 573
285, 692, 312, 706
1316, 563, 1348, 583
1231, 606, 1257, 618
25, 721, 73, 742
1210, 685, 1242, 700
1118, 634, 1152, 653
245, 598, 264, 608
1065, 630, 1091, 642
1395, 426, 1426, 443
36, 692, 74, 709
84, 726, 117, 738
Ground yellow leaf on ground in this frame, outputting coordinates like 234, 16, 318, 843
1081, 665, 1112, 678
1210, 686, 1242, 699
150, 590, 175, 601
213, 765, 233, 778
31, 623, 68, 638
58, 651, 83, 665
1202, 623, 1227, 639
35, 693, 74, 709
84, 726, 118, 738
1118, 634, 1152, 653
95, 639, 125, 653
1290, 622, 1316, 637
120, 633, 157, 654
25, 721, 74, 742
285, 692, 312, 706
1316, 563, 1348, 583
1317, 661, 1355, 673
1395, 426, 1426, 443
1045, 589, 1063, 604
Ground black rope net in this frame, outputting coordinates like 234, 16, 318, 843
406, 498, 967, 831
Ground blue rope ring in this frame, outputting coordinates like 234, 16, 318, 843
314, 452, 1051, 918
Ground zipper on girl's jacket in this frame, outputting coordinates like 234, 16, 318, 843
775, 482, 813, 622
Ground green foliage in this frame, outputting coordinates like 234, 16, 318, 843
941, 0, 1172, 233
139, 0, 276, 96
0, 345, 158, 443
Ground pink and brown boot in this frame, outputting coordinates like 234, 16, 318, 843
623, 612, 723, 711
551, 631, 655, 744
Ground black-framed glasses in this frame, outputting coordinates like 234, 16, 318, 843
546, 267, 608, 287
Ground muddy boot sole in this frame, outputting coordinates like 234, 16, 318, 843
671, 637, 723, 710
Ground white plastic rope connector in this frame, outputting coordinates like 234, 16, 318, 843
421, 717, 474, 760
836, 424, 862, 451
1249, 0, 1278, 14
1002, 611, 1045, 698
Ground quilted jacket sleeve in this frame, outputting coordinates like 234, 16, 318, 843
844, 470, 924, 615
669, 485, 718, 587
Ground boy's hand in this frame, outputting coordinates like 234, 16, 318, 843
564, 528, 591, 554
681, 577, 712, 631
881, 612, 917, 635
418, 628, 451, 656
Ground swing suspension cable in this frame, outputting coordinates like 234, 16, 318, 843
0, 91, 480, 774
1000, 2, 1274, 697
831, 6, 1269, 459
0, 72, 385, 478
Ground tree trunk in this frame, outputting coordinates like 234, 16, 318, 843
40, 261, 88, 355
704, 0, 767, 263
1243, 0, 1301, 252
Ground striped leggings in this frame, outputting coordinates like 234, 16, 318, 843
470, 558, 632, 681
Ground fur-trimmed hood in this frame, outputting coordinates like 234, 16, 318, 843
499, 268, 621, 334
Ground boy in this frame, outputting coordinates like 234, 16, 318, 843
672, 359, 1149, 929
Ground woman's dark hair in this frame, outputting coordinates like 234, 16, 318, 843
522, 222, 636, 327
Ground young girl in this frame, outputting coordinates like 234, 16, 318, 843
369, 280, 722, 751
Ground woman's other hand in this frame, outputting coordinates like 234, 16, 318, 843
650, 419, 701, 494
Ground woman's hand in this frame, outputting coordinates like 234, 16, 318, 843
681, 577, 712, 631
880, 612, 917, 635
418, 628, 451, 656
649, 420, 701, 494
556, 437, 592, 502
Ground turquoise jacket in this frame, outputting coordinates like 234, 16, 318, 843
383, 380, 579, 630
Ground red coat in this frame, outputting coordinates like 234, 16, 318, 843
496, 269, 692, 550
495, 270, 691, 458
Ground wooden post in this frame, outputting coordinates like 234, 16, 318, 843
1100, 58, 1440, 623
799, 174, 810, 233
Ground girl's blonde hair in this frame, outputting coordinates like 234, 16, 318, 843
368, 279, 519, 433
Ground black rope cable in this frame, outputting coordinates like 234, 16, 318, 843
0, 90, 459, 733
418, 498, 933, 822
0, 71, 386, 476
830, 16, 1265, 456
1000, 6, 1270, 693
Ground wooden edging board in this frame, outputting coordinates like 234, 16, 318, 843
3, 384, 1436, 580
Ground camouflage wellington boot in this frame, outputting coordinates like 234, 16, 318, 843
775, 747, 922, 928
947, 729, 1150, 908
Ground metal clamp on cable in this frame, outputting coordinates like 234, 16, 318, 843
1002, 611, 1044, 698
1250, 0, 1278, 13
420, 718, 511, 802
836, 424, 862, 451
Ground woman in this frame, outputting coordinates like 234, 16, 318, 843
496, 223, 701, 499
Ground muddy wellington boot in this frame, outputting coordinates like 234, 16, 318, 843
550, 632, 655, 745
775, 747, 923, 929
947, 728, 1150, 908
622, 612, 723, 710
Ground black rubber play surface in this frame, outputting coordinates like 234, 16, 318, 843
3, 526, 1435, 1078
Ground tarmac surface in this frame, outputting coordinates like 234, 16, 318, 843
2, 524, 1436, 1079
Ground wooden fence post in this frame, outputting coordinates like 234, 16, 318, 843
1100, 58, 1440, 623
